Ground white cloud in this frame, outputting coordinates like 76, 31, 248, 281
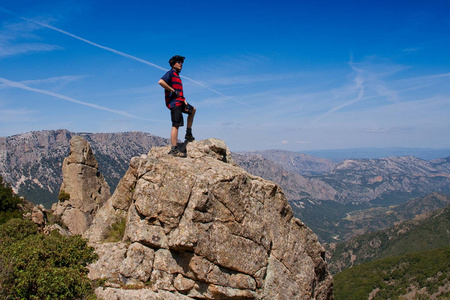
0, 41, 62, 57
0, 108, 37, 122
0, 77, 164, 122
0, 17, 63, 57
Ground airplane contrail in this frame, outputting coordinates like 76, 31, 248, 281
0, 77, 164, 122
311, 56, 366, 123
0, 7, 243, 104
27, 18, 239, 103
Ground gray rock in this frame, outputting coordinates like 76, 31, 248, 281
95, 287, 192, 299
86, 139, 333, 299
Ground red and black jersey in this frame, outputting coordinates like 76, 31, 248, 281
161, 68, 184, 109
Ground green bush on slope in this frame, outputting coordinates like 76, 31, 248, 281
0, 218, 98, 299
0, 176, 25, 225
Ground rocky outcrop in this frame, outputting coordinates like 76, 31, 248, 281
84, 139, 333, 299
52, 136, 111, 235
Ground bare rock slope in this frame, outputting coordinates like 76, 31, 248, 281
84, 138, 333, 299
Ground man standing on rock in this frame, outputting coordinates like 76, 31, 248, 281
158, 55, 196, 157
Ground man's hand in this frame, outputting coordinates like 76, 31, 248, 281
172, 90, 181, 98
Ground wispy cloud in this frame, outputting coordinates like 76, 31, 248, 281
0, 77, 164, 122
0, 76, 84, 90
309, 56, 417, 123
0, 12, 61, 57
0, 107, 36, 122
312, 63, 365, 123
0, 39, 61, 57
11, 11, 240, 104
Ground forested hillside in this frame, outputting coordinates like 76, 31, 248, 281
333, 247, 450, 300
327, 202, 450, 274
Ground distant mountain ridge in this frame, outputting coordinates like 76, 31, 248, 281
0, 129, 169, 207
232, 153, 337, 201
303, 147, 450, 162
311, 156, 450, 205
235, 150, 335, 175
235, 152, 450, 205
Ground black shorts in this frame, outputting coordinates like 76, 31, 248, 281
171, 103, 194, 127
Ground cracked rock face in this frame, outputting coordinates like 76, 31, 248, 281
52, 136, 111, 235
84, 139, 333, 299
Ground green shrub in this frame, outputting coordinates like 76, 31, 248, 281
0, 219, 98, 299
0, 218, 37, 245
58, 190, 71, 202
0, 176, 25, 225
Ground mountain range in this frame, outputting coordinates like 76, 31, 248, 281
303, 147, 450, 162
0, 129, 169, 208
2, 129, 450, 243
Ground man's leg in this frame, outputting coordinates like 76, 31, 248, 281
168, 125, 186, 157
171, 126, 179, 147
187, 107, 196, 128
185, 107, 196, 141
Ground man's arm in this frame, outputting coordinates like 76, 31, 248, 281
158, 79, 175, 93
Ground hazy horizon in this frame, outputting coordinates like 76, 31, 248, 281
3, 128, 450, 161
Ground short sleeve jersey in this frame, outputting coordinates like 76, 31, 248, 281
161, 68, 184, 109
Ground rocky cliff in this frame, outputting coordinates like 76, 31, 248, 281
83, 139, 333, 299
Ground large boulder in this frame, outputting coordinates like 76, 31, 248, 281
52, 136, 110, 235
84, 139, 333, 299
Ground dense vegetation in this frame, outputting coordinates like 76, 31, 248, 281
328, 204, 450, 274
0, 218, 98, 299
0, 176, 25, 225
294, 193, 450, 244
0, 178, 98, 299
333, 247, 450, 300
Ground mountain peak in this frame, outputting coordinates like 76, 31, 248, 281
84, 138, 333, 299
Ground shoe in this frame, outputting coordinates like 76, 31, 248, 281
185, 133, 195, 142
168, 148, 187, 157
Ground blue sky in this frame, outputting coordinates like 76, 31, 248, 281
1, 0, 449, 152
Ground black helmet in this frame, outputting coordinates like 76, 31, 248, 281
169, 55, 185, 67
